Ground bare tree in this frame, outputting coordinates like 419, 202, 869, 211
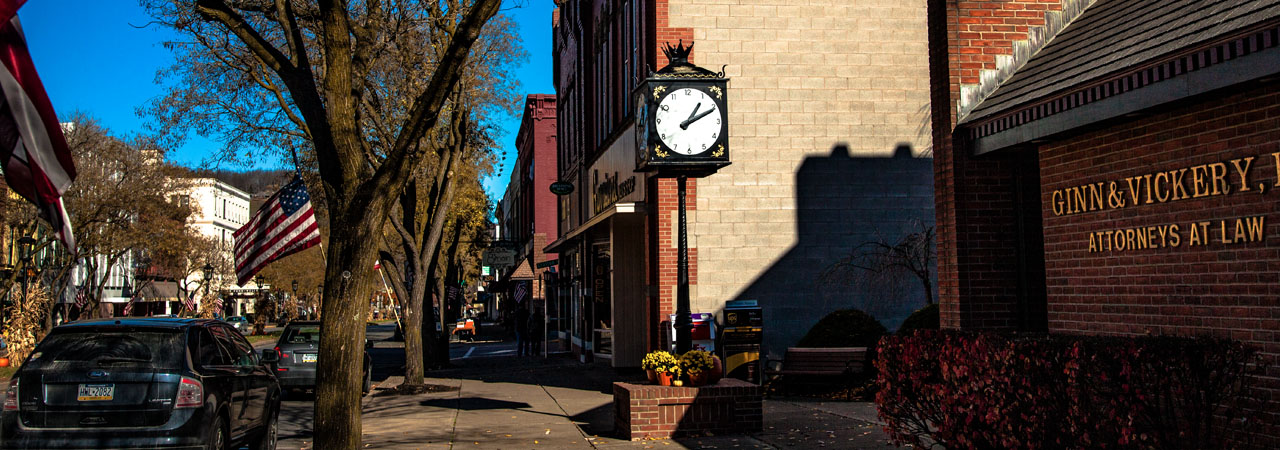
140, 1, 504, 446
819, 221, 937, 311
2, 115, 195, 322
371, 11, 518, 389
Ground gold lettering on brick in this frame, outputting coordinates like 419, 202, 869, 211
1230, 157, 1253, 192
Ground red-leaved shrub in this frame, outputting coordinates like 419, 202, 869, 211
875, 331, 1263, 449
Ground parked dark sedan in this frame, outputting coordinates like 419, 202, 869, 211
272, 321, 371, 395
0, 317, 281, 449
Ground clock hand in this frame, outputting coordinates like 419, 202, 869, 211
680, 103, 701, 130
680, 107, 715, 129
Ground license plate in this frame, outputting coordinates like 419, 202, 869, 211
77, 384, 114, 401
302, 353, 318, 363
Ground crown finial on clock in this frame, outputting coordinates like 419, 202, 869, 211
662, 40, 693, 65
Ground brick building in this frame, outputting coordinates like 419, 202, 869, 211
496, 94, 558, 342
547, 0, 936, 367
930, 0, 1280, 443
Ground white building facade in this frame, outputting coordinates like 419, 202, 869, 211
183, 178, 261, 317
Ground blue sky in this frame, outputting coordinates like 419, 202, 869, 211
17, 0, 554, 202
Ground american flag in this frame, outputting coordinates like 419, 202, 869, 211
0, 2, 76, 252
212, 296, 223, 314
233, 175, 321, 286
513, 281, 528, 304
73, 285, 87, 309
181, 292, 196, 312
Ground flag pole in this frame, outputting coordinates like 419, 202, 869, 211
317, 241, 329, 268
292, 148, 328, 271
377, 264, 403, 333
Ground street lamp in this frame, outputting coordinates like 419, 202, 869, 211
255, 275, 266, 334
291, 280, 298, 323
314, 284, 323, 320
202, 263, 214, 317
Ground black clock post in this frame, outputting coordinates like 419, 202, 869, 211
634, 41, 730, 354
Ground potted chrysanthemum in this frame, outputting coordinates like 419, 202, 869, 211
642, 350, 681, 386
679, 350, 717, 386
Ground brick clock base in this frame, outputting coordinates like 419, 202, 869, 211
613, 379, 763, 440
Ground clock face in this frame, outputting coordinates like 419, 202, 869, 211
654, 87, 723, 156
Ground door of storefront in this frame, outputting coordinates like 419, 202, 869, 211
591, 240, 612, 360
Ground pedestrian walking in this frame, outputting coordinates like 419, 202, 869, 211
528, 309, 544, 356
515, 303, 530, 356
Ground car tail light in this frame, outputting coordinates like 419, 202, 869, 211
2, 379, 17, 411
276, 367, 288, 372
175, 377, 203, 409
275, 346, 290, 358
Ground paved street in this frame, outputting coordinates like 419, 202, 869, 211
0, 321, 897, 449
263, 321, 526, 449
265, 322, 897, 450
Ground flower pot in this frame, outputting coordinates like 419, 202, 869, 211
688, 371, 708, 387
657, 371, 676, 386
708, 356, 723, 384
646, 369, 657, 383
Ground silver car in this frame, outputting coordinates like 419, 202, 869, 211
270, 321, 371, 395
224, 316, 249, 332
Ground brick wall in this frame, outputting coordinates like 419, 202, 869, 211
664, 0, 934, 351
1038, 82, 1280, 442
932, 0, 1062, 330
949, 0, 1061, 107
614, 379, 763, 440
654, 177, 697, 330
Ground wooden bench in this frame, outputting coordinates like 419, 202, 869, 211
763, 347, 869, 398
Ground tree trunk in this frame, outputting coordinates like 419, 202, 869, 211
921, 276, 934, 306
313, 213, 382, 450
401, 269, 431, 384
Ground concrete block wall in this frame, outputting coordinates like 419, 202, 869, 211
662, 0, 934, 354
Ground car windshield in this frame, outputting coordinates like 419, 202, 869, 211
282, 326, 322, 344
26, 330, 185, 370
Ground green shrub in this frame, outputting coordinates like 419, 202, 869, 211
896, 303, 938, 334
797, 309, 887, 348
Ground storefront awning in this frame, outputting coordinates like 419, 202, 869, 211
544, 202, 645, 253
139, 281, 181, 301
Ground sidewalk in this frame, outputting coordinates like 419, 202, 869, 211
357, 354, 900, 449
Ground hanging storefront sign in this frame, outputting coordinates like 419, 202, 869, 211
550, 181, 575, 195
482, 248, 516, 266
587, 128, 646, 217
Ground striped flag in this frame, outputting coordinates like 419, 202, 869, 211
514, 281, 528, 304
0, 3, 76, 252
73, 285, 87, 309
232, 175, 321, 286
122, 296, 136, 316
181, 293, 195, 312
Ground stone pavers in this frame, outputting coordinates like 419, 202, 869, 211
354, 354, 902, 449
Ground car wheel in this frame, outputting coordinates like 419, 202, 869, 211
251, 407, 279, 450
207, 414, 228, 450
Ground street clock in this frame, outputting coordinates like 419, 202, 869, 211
634, 41, 730, 177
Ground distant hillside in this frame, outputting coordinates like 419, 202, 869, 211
193, 169, 293, 196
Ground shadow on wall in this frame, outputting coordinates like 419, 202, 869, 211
729, 143, 936, 359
